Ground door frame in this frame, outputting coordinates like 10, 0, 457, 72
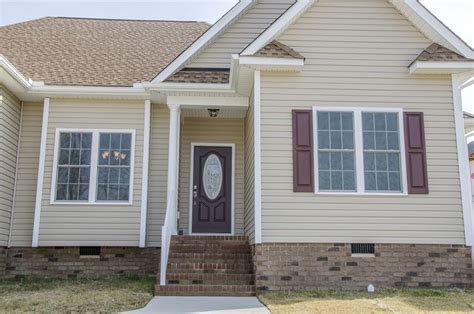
188, 142, 235, 235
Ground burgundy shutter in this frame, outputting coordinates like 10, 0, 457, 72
404, 112, 428, 194
292, 110, 314, 192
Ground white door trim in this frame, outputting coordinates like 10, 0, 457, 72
188, 143, 235, 236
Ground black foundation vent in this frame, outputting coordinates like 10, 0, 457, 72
80, 246, 101, 256
351, 243, 375, 255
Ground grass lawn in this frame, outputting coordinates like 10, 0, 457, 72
0, 276, 154, 313
259, 289, 474, 313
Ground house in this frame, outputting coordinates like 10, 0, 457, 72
1, 0, 474, 294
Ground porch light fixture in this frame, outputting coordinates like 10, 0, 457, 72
208, 109, 220, 117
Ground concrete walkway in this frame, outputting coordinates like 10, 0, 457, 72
124, 296, 270, 314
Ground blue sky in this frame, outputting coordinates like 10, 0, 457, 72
0, 0, 472, 111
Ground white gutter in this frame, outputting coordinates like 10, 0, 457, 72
410, 61, 474, 75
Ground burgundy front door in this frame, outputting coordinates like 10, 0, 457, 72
192, 146, 232, 234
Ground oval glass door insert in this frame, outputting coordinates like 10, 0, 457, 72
203, 154, 223, 200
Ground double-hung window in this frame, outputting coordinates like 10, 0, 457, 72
52, 129, 135, 204
314, 108, 406, 194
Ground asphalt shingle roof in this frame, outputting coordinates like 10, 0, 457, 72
413, 43, 471, 63
165, 68, 230, 84
0, 17, 209, 86
253, 40, 304, 59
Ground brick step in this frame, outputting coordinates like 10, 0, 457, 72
171, 235, 249, 243
155, 284, 256, 296
165, 273, 254, 285
168, 262, 252, 273
168, 257, 251, 265
171, 244, 250, 254
169, 252, 251, 260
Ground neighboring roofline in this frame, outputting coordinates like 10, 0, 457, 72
151, 0, 255, 83
241, 0, 315, 56
409, 61, 474, 74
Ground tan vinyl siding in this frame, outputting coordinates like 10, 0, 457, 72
178, 118, 245, 235
39, 99, 145, 246
244, 92, 255, 243
147, 104, 170, 247
9, 102, 42, 247
0, 87, 21, 246
188, 0, 295, 68
259, 0, 464, 244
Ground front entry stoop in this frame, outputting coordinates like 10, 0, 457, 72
155, 235, 255, 296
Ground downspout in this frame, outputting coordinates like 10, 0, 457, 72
8, 101, 24, 248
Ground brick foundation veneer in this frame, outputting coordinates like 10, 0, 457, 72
2, 247, 160, 279
0, 247, 7, 276
253, 243, 473, 291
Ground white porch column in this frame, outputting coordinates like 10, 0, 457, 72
167, 104, 181, 220
453, 74, 473, 246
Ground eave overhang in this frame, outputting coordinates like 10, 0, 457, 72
409, 61, 474, 75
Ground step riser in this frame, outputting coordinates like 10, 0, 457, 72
169, 253, 251, 260
168, 258, 251, 265
167, 279, 254, 285
155, 291, 256, 296
171, 247, 250, 254
168, 269, 253, 275
169, 264, 252, 271
155, 285, 255, 296
164, 273, 254, 281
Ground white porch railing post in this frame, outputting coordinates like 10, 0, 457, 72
160, 104, 181, 286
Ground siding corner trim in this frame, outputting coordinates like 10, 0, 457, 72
253, 70, 262, 244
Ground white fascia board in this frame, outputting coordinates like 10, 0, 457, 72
409, 61, 474, 74
28, 85, 149, 98
167, 95, 248, 108
397, 0, 474, 59
148, 82, 232, 93
239, 56, 304, 71
241, 0, 315, 56
151, 0, 255, 84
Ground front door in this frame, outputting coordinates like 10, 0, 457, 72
192, 146, 232, 234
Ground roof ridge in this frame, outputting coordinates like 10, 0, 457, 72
51, 16, 210, 24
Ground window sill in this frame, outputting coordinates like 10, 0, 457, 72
49, 201, 133, 206
314, 191, 408, 197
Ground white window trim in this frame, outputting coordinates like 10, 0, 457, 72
50, 128, 136, 205
312, 107, 408, 196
